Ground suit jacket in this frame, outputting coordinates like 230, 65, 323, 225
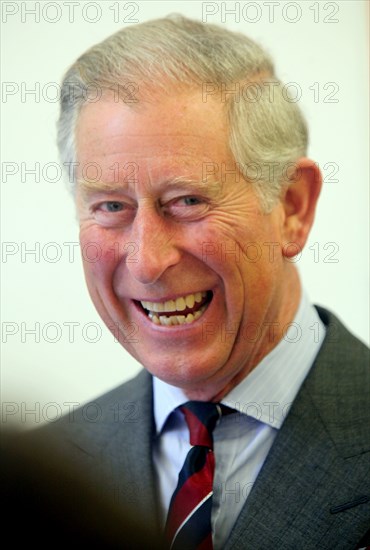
43, 307, 370, 548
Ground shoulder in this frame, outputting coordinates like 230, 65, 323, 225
314, 305, 369, 381
315, 305, 369, 356
297, 305, 370, 456
37, 368, 154, 454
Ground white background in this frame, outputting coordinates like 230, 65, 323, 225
1, 0, 369, 428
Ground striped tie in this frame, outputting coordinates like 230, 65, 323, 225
165, 401, 222, 550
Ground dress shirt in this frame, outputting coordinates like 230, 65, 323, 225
152, 291, 326, 549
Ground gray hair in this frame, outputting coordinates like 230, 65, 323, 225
57, 14, 308, 211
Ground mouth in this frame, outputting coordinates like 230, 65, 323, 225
136, 291, 213, 326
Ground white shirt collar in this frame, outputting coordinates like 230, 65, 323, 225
153, 291, 326, 433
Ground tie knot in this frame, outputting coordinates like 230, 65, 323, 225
180, 401, 221, 448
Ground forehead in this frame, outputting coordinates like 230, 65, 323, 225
75, 92, 231, 185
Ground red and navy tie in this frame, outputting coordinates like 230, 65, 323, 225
165, 401, 222, 550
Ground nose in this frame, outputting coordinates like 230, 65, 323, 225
125, 205, 181, 285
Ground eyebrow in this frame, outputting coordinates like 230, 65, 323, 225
77, 176, 223, 197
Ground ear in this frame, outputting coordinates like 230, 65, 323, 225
281, 158, 322, 259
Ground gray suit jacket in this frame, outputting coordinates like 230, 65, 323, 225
47, 307, 370, 548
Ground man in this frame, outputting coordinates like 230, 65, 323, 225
50, 15, 369, 548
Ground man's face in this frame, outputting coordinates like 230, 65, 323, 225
75, 91, 295, 401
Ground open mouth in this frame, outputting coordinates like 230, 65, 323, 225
136, 291, 213, 326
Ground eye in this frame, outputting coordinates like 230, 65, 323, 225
180, 196, 202, 206
100, 201, 124, 212
172, 196, 204, 207
91, 200, 135, 227
162, 195, 209, 221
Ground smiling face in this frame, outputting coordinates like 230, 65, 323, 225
75, 90, 301, 401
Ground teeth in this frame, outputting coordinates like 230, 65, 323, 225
147, 305, 207, 326
151, 314, 160, 325
185, 294, 195, 308
159, 316, 172, 326
164, 299, 176, 312
141, 291, 207, 313
175, 296, 186, 311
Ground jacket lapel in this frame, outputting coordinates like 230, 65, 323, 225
57, 369, 161, 534
225, 308, 370, 549
99, 369, 160, 533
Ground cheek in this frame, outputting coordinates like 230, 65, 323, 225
79, 227, 120, 283
193, 219, 260, 274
